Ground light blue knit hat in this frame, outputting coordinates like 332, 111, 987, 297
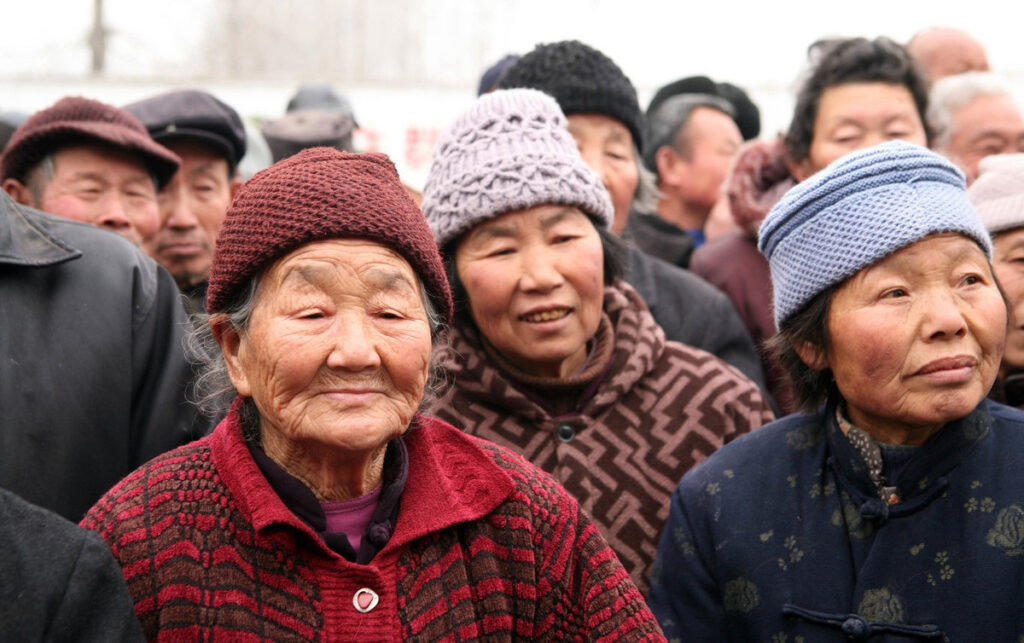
759, 140, 992, 327
421, 88, 614, 248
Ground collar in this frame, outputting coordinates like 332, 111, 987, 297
0, 191, 81, 266
210, 397, 516, 560
825, 394, 990, 515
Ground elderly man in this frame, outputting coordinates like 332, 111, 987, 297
906, 26, 990, 85
628, 93, 743, 267
928, 72, 1024, 184
2, 96, 179, 247
0, 98, 203, 521
125, 89, 246, 313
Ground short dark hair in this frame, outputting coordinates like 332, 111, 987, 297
784, 37, 931, 164
764, 286, 837, 412
443, 221, 626, 333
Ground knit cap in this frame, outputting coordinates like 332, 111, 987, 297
497, 40, 644, 151
421, 88, 613, 248
1, 96, 180, 188
759, 140, 991, 327
969, 153, 1024, 236
206, 148, 452, 327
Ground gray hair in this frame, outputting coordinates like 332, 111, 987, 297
186, 273, 449, 443
632, 146, 662, 214
929, 72, 1018, 150
642, 93, 736, 172
25, 154, 55, 204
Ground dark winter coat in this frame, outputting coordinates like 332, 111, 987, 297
0, 193, 205, 520
650, 398, 1024, 641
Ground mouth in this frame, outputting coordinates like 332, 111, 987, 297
912, 355, 978, 381
519, 307, 572, 323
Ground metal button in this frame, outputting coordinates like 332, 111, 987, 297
557, 423, 575, 442
353, 587, 379, 613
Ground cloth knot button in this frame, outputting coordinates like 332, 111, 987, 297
860, 498, 890, 524
368, 522, 391, 546
557, 423, 575, 442
841, 615, 870, 640
353, 588, 379, 613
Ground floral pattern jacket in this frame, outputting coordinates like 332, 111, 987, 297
649, 397, 1024, 641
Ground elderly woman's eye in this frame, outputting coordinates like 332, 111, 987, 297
882, 287, 908, 298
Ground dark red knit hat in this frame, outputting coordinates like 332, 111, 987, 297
206, 147, 452, 327
1, 96, 180, 189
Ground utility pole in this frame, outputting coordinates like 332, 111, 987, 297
89, 0, 106, 76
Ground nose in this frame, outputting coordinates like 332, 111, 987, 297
518, 245, 564, 293
579, 147, 613, 195
923, 289, 968, 340
325, 312, 383, 372
162, 191, 199, 230
96, 197, 132, 233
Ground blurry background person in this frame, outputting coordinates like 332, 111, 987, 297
905, 26, 990, 86
971, 153, 1024, 407
651, 141, 1024, 641
0, 109, 27, 151
1, 488, 142, 641
498, 39, 768, 395
421, 88, 773, 596
126, 89, 246, 314
84, 148, 661, 640
0, 100, 203, 521
632, 93, 742, 265
1, 96, 179, 248
261, 84, 359, 163
928, 72, 1024, 184
691, 36, 931, 414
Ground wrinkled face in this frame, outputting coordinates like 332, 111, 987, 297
810, 234, 1004, 443
144, 139, 235, 288
567, 113, 637, 234
943, 94, 1024, 184
219, 239, 432, 455
32, 144, 159, 246
991, 228, 1024, 373
455, 204, 605, 379
671, 107, 742, 214
795, 82, 927, 180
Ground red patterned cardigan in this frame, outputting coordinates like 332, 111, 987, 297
82, 408, 664, 641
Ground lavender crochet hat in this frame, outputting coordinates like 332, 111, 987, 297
421, 88, 613, 248
970, 153, 1024, 236
759, 140, 991, 327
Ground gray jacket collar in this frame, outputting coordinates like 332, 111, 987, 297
0, 191, 81, 267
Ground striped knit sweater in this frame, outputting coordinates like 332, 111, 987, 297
429, 280, 775, 596
81, 407, 664, 641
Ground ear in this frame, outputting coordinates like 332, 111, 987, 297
793, 339, 829, 371
655, 146, 683, 185
3, 178, 35, 206
210, 314, 252, 397
229, 175, 243, 201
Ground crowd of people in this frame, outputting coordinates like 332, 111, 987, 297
3, 24, 1024, 641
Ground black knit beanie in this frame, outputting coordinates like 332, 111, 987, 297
497, 40, 644, 150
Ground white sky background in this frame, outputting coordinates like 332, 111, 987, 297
3, 0, 1022, 184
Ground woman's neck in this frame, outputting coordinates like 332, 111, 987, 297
261, 428, 387, 501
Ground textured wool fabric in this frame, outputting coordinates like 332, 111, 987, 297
759, 141, 992, 327
497, 40, 645, 150
1, 96, 180, 188
82, 404, 664, 641
205, 147, 452, 324
125, 89, 247, 169
421, 88, 613, 247
728, 138, 796, 237
649, 398, 1024, 641
970, 153, 1024, 235
427, 279, 774, 596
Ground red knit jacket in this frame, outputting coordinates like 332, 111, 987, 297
82, 406, 663, 641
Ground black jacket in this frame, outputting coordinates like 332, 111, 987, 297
0, 488, 143, 641
0, 192, 204, 521
624, 243, 768, 396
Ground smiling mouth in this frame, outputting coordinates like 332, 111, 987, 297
520, 308, 571, 323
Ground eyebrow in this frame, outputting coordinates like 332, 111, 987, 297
188, 162, 222, 178
286, 264, 417, 295
470, 207, 582, 241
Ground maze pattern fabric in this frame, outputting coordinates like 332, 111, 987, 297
81, 409, 663, 641
430, 279, 775, 595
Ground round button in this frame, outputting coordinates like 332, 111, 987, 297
557, 423, 575, 442
841, 615, 869, 640
353, 588, 379, 613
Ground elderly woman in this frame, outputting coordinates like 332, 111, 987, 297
972, 153, 1024, 407
420, 88, 773, 597
691, 36, 931, 414
649, 140, 1024, 640
81, 148, 663, 640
